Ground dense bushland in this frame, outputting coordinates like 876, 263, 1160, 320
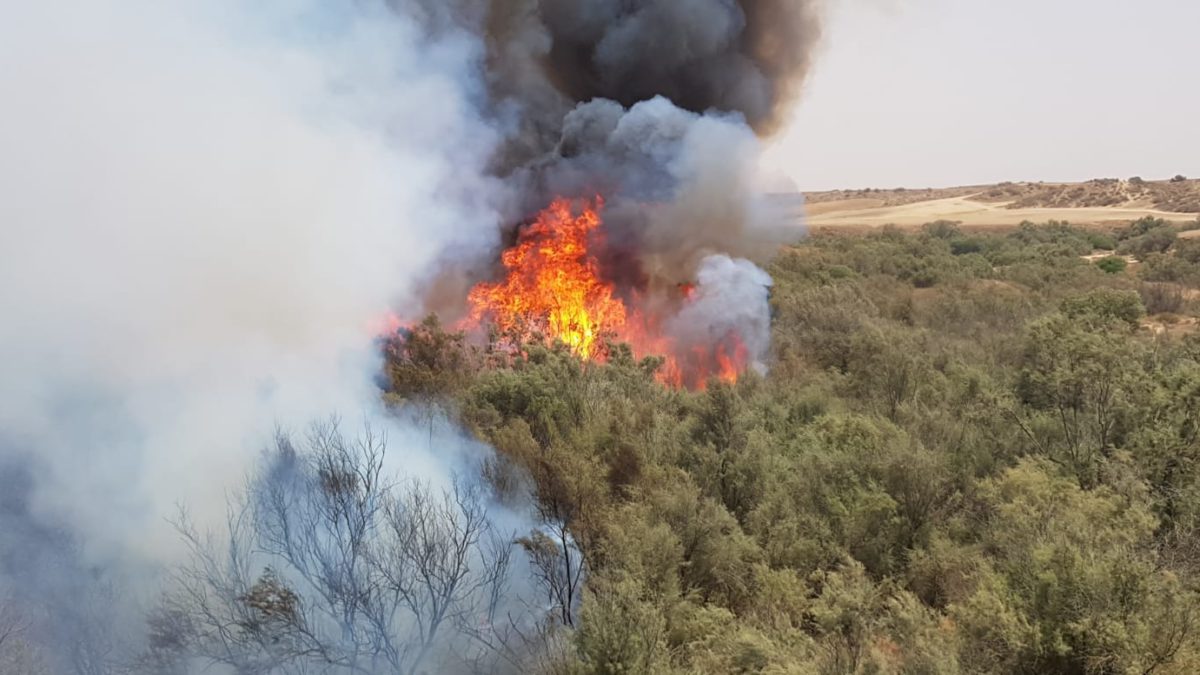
20, 220, 1198, 673
368, 219, 1200, 673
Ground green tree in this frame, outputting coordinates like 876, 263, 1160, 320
951, 459, 1200, 673
1015, 314, 1149, 484
574, 578, 668, 675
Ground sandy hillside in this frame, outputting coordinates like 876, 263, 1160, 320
802, 178, 1199, 231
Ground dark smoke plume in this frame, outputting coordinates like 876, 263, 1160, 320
401, 0, 823, 167
407, 0, 818, 346
536, 0, 821, 132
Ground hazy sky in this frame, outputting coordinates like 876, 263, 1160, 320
765, 0, 1200, 191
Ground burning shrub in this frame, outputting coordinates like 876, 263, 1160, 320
459, 198, 771, 390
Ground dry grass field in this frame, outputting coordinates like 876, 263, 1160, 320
802, 178, 1200, 232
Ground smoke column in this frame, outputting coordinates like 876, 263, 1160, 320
402, 0, 822, 156
0, 0, 530, 670
0, 0, 821, 670
408, 0, 821, 378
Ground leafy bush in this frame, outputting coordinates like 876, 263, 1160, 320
950, 237, 985, 255
1086, 231, 1117, 250
1140, 252, 1199, 285
1178, 238, 1200, 263
1119, 216, 1169, 240
1060, 288, 1145, 328
1141, 282, 1186, 315
1095, 255, 1127, 274
922, 220, 963, 240
1119, 225, 1177, 258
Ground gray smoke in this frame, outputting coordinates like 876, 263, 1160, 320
535, 0, 821, 132
400, 0, 822, 160
667, 255, 774, 375
0, 0, 548, 671
531, 97, 792, 282
408, 2, 815, 373
0, 0, 817, 670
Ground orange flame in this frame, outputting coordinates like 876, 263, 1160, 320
645, 330, 745, 390
467, 198, 625, 360
463, 197, 750, 389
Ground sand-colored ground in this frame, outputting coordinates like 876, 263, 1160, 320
805, 194, 1198, 231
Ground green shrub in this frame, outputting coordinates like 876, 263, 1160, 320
1094, 255, 1127, 274
1118, 225, 1177, 257
950, 238, 984, 255
1118, 216, 1169, 240
1060, 289, 1145, 328
1178, 238, 1200, 264
922, 220, 963, 240
1086, 231, 1117, 250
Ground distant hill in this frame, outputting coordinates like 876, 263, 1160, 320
802, 177, 1199, 231
974, 177, 1200, 212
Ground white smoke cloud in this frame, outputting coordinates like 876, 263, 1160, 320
0, 0, 805, 669
528, 96, 795, 277
667, 255, 775, 374
0, 0, 506, 608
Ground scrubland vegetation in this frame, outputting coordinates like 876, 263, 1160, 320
375, 216, 1200, 673
8, 218, 1200, 674
977, 178, 1200, 213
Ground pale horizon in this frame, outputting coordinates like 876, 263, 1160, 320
765, 0, 1200, 192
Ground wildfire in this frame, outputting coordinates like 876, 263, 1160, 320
653, 334, 748, 389
466, 198, 625, 360
463, 197, 748, 389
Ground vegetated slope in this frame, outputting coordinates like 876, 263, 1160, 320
975, 177, 1200, 212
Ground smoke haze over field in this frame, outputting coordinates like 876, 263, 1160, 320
0, 0, 523, 669
0, 0, 821, 670
0, 0, 501, 546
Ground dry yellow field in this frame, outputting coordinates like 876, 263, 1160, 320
805, 193, 1197, 231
